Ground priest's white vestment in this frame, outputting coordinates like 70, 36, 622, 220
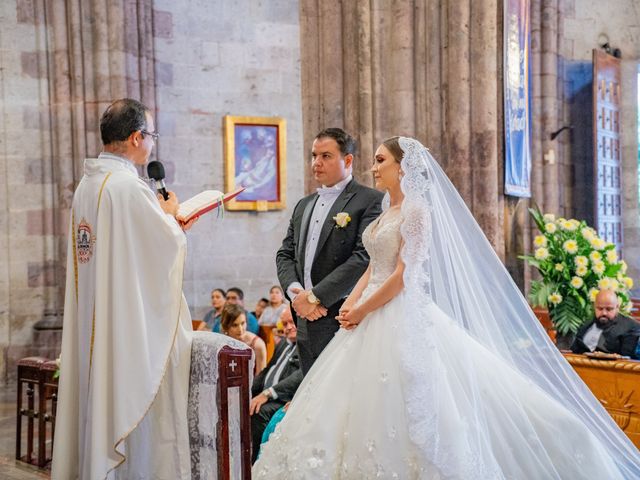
52, 153, 193, 480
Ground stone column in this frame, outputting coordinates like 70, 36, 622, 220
43, 0, 157, 308
299, 0, 504, 253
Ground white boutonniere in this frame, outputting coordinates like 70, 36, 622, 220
333, 212, 351, 229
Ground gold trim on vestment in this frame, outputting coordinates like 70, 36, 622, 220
88, 172, 112, 379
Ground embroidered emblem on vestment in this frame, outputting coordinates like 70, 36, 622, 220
76, 218, 96, 264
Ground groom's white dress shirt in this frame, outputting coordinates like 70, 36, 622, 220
287, 175, 352, 301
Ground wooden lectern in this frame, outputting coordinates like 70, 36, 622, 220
217, 346, 253, 480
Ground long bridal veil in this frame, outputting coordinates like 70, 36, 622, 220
395, 137, 640, 478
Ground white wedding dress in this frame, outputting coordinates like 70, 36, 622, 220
254, 137, 639, 479
253, 212, 623, 479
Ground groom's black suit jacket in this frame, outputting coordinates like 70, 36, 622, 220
276, 178, 383, 373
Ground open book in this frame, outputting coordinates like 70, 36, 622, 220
177, 187, 244, 221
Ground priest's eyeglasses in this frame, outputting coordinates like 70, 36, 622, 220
141, 129, 159, 141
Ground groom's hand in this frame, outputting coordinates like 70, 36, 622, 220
292, 289, 327, 320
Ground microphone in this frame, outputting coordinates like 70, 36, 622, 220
147, 161, 169, 200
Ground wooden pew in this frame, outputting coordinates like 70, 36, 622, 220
564, 353, 640, 449
258, 325, 275, 364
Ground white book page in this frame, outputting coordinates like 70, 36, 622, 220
177, 190, 224, 219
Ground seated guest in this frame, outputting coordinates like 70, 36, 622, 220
210, 287, 260, 334
252, 297, 269, 321
571, 289, 640, 358
258, 285, 287, 326
221, 303, 267, 374
202, 288, 226, 331
249, 307, 302, 462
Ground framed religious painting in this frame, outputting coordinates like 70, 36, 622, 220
223, 115, 286, 211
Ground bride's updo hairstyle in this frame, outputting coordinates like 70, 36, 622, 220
381, 136, 404, 163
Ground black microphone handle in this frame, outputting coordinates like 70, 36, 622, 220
155, 180, 169, 200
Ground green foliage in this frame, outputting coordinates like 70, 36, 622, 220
528, 280, 554, 308
550, 296, 585, 336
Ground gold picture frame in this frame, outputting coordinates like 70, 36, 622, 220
223, 115, 286, 211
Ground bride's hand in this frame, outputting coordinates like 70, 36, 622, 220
336, 306, 365, 330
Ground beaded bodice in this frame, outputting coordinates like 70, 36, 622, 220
361, 210, 404, 296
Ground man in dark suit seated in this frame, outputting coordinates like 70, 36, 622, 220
571, 289, 640, 359
249, 307, 303, 462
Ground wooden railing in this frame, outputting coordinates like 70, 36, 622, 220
563, 353, 640, 449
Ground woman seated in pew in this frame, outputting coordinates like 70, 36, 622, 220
221, 303, 267, 374
258, 285, 288, 326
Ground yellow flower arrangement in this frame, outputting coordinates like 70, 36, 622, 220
522, 207, 634, 335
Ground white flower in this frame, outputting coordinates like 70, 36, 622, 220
543, 213, 556, 222
534, 248, 550, 261
555, 263, 565, 272
588, 288, 599, 302
562, 220, 579, 231
548, 293, 563, 305
592, 262, 606, 275
562, 240, 578, 254
570, 276, 584, 289
574, 256, 588, 267
620, 260, 628, 274
533, 235, 547, 248
623, 277, 634, 290
575, 265, 588, 277
590, 237, 606, 250
581, 227, 596, 241
333, 212, 351, 228
606, 249, 618, 264
598, 278, 612, 290
544, 223, 557, 234
589, 251, 602, 263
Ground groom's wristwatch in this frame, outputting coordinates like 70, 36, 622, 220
307, 291, 321, 305
262, 389, 272, 399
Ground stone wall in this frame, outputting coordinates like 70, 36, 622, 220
0, 0, 59, 382
151, 0, 303, 319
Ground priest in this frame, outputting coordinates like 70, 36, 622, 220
52, 99, 195, 479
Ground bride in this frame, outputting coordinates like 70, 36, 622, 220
253, 137, 640, 479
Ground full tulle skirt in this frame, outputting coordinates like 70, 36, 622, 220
253, 294, 624, 479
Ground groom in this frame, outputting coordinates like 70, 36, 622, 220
276, 128, 383, 374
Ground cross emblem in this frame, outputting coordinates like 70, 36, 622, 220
229, 360, 237, 372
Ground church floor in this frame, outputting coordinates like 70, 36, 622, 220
0, 386, 49, 479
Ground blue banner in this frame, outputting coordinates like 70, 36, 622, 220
504, 0, 532, 197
